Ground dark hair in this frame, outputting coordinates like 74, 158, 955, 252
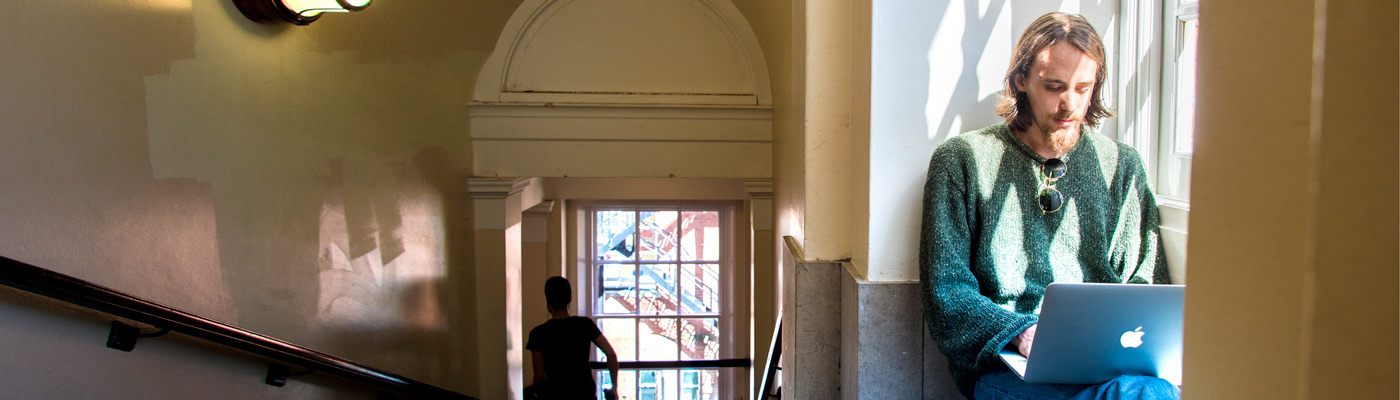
995, 12, 1115, 131
545, 276, 571, 310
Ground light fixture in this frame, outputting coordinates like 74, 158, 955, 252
233, 0, 370, 25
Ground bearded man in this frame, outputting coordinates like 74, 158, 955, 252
919, 12, 1177, 400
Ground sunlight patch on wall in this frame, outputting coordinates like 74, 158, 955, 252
925, 0, 1012, 141
977, 7, 1012, 98
315, 158, 447, 331
924, 0, 962, 140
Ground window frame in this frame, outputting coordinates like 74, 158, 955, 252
1156, 0, 1198, 207
576, 201, 743, 400
1117, 0, 1197, 283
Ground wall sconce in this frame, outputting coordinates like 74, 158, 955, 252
233, 0, 370, 25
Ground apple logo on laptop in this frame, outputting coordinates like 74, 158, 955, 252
1120, 326, 1146, 348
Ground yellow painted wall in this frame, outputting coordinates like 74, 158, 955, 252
800, 0, 855, 263
730, 2, 792, 397
1185, 0, 1398, 398
1305, 2, 1399, 396
0, 0, 521, 397
771, 0, 804, 327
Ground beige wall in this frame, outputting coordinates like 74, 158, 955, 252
771, 0, 804, 331
0, 0, 520, 397
730, 2, 792, 397
1185, 0, 1398, 398
1304, 2, 1399, 396
800, 0, 856, 264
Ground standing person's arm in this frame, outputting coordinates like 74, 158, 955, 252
531, 351, 547, 386
593, 335, 620, 400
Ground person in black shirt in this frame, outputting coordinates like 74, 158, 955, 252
527, 276, 620, 400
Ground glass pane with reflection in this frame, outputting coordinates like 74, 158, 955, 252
638, 318, 679, 361
677, 369, 719, 400
639, 211, 678, 261
594, 370, 615, 400
598, 370, 636, 400
638, 264, 677, 315
598, 264, 637, 314
598, 318, 637, 361
680, 264, 719, 314
596, 210, 636, 261
681, 318, 720, 361
1174, 18, 1199, 154
680, 211, 720, 261
636, 369, 678, 400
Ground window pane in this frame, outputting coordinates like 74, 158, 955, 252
681, 318, 720, 360
1174, 18, 1198, 153
680, 369, 719, 400
596, 210, 636, 261
639, 318, 679, 361
600, 370, 636, 400
599, 318, 637, 361
679, 263, 719, 314
680, 211, 720, 261
639, 211, 679, 261
633, 370, 678, 400
598, 264, 637, 314
639, 264, 678, 315
595, 370, 617, 399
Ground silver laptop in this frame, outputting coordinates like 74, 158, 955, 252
998, 282, 1184, 385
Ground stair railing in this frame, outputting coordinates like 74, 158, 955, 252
0, 255, 474, 399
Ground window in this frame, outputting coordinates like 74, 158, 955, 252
587, 206, 730, 400
1157, 0, 1199, 204
1117, 0, 1199, 282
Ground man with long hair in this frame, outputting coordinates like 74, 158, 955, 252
920, 12, 1177, 399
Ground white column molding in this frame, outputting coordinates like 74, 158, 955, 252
466, 176, 528, 399
467, 177, 517, 199
742, 178, 774, 199
467, 177, 525, 230
744, 178, 774, 231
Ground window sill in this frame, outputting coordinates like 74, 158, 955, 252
1156, 198, 1189, 284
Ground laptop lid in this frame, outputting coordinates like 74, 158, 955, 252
998, 282, 1184, 385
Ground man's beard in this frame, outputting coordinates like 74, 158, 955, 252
1033, 112, 1081, 155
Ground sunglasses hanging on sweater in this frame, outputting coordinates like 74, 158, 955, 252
1038, 158, 1067, 214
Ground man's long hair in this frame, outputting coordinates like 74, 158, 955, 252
996, 12, 1115, 131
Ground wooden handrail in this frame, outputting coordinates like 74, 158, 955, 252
0, 255, 474, 399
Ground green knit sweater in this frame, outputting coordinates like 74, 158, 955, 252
919, 123, 1170, 397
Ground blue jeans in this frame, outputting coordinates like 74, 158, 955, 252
973, 369, 1180, 400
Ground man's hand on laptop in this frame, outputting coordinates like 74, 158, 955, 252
1009, 324, 1037, 357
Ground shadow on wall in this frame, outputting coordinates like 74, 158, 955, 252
926, 0, 1008, 145
143, 0, 486, 380
312, 148, 479, 390
0, 0, 494, 394
924, 0, 1118, 144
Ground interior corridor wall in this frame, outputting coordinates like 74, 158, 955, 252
0, 0, 521, 397
1185, 0, 1398, 398
727, 4, 793, 395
